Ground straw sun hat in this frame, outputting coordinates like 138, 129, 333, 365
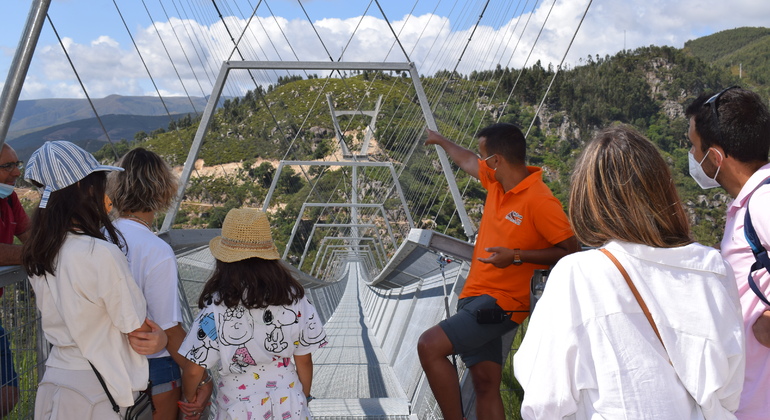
209, 208, 280, 262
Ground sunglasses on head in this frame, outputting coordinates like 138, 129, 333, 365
704, 85, 740, 145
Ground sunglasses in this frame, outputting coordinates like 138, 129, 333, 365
704, 85, 740, 145
0, 161, 23, 171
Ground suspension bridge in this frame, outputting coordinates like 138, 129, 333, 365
0, 0, 592, 418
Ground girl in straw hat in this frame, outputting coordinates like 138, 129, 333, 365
22, 141, 168, 419
179, 208, 327, 420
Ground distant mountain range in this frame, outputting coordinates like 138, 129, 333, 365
9, 113, 190, 162
6, 94, 210, 161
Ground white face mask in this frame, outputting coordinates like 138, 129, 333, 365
688, 149, 722, 189
0, 183, 14, 199
481, 154, 497, 171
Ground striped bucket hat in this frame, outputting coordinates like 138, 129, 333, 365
25, 141, 123, 208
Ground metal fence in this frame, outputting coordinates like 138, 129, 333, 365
0, 266, 44, 420
0, 248, 214, 420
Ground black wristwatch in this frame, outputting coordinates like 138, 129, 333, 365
512, 248, 523, 265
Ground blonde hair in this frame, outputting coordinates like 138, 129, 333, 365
107, 148, 178, 213
569, 125, 692, 248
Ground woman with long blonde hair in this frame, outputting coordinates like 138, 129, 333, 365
514, 125, 745, 419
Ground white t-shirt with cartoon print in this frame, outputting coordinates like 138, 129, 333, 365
179, 294, 327, 420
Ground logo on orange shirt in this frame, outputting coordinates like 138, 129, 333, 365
506, 210, 523, 225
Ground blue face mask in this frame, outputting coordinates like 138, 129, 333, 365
0, 183, 15, 199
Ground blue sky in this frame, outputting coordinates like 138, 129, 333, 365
2, 0, 769, 99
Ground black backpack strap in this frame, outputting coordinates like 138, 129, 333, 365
90, 362, 121, 414
744, 177, 770, 306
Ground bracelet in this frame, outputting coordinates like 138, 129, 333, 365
198, 372, 212, 388
306, 395, 314, 403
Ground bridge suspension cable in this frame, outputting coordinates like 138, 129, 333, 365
46, 14, 119, 160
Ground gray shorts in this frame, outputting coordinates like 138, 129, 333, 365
439, 294, 519, 367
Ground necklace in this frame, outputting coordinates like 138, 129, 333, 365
124, 214, 153, 231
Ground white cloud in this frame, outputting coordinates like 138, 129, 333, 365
15, 0, 770, 99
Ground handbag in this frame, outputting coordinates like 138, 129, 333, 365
90, 362, 154, 420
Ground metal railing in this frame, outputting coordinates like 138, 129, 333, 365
0, 266, 44, 420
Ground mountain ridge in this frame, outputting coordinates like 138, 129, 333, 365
8, 94, 210, 138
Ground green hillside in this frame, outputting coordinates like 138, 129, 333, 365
90, 29, 770, 247
684, 27, 770, 62
684, 27, 770, 94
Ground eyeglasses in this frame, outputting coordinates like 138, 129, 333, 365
0, 161, 23, 171
704, 85, 740, 145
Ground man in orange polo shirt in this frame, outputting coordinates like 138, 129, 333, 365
417, 123, 578, 420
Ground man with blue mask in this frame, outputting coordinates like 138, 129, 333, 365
0, 143, 29, 264
0, 142, 28, 417
686, 87, 770, 420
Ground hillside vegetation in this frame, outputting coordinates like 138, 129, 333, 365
685, 27, 770, 95
84, 27, 769, 248
10, 113, 191, 163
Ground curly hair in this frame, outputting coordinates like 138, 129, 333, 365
107, 148, 178, 214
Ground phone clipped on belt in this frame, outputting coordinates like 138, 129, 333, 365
476, 307, 513, 324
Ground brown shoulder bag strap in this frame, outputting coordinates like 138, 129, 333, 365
599, 248, 665, 350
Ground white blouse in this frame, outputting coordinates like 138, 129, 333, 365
514, 240, 745, 420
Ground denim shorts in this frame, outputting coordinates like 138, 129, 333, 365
149, 356, 181, 395
0, 324, 18, 388
439, 294, 519, 367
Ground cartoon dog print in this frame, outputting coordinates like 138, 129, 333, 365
185, 311, 219, 368
263, 306, 298, 353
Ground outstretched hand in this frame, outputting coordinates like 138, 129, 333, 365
128, 318, 168, 355
477, 247, 514, 268
425, 128, 446, 146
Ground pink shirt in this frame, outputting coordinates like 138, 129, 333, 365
721, 162, 770, 420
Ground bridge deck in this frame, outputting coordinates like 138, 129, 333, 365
310, 263, 414, 419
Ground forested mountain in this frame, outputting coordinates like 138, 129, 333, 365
87, 27, 767, 247
685, 27, 770, 94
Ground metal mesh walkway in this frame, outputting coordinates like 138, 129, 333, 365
309, 262, 413, 419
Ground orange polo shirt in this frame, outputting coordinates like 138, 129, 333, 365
459, 162, 573, 323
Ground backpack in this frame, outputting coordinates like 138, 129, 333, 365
744, 177, 770, 306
